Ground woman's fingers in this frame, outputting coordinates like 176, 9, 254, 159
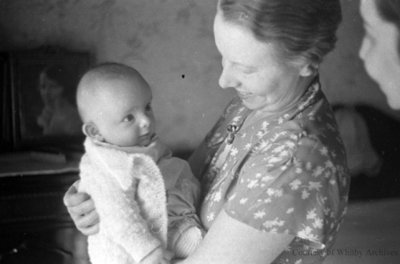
63, 180, 85, 207
67, 197, 95, 216
64, 181, 93, 216
75, 210, 100, 236
81, 224, 100, 236
63, 180, 100, 235
74, 203, 99, 226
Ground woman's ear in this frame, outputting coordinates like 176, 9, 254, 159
299, 63, 318, 77
82, 122, 104, 141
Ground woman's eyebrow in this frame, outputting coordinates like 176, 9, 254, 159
232, 61, 257, 70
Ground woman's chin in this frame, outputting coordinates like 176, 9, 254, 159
241, 99, 269, 111
240, 97, 260, 110
387, 97, 400, 110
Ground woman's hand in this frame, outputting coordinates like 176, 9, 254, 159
63, 180, 100, 235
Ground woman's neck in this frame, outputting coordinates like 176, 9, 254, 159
245, 74, 317, 125
259, 75, 315, 113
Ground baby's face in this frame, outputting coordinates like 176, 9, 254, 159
93, 78, 156, 147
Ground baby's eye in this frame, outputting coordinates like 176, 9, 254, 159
123, 114, 135, 122
145, 103, 152, 112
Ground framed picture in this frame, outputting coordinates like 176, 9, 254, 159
0, 53, 11, 150
8, 47, 91, 150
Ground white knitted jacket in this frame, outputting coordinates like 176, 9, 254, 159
79, 138, 168, 264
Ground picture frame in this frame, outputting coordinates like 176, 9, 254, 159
7, 47, 91, 150
0, 53, 12, 151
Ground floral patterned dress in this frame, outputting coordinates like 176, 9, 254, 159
197, 78, 350, 263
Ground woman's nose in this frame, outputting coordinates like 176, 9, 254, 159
218, 65, 239, 89
359, 38, 367, 61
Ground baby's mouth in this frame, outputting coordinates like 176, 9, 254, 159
139, 133, 156, 147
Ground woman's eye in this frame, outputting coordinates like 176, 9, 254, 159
363, 34, 375, 48
123, 114, 135, 122
145, 104, 152, 112
242, 70, 254, 75
240, 66, 255, 75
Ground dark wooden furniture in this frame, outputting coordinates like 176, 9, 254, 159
0, 152, 88, 264
0, 47, 91, 264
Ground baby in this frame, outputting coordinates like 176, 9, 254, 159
76, 63, 203, 264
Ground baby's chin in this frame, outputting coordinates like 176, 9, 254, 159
106, 133, 157, 149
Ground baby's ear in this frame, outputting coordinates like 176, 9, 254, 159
82, 122, 104, 141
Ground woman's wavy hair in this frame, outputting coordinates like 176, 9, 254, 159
376, 0, 400, 53
218, 0, 342, 67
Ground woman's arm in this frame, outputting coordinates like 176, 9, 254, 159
63, 180, 100, 235
179, 210, 294, 264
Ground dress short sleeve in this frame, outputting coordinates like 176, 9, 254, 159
224, 123, 349, 250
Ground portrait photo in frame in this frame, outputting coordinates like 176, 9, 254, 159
9, 47, 91, 150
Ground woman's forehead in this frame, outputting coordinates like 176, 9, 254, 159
213, 12, 280, 66
360, 0, 378, 26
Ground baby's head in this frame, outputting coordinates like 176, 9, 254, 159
77, 62, 155, 147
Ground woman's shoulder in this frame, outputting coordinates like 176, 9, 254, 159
254, 110, 347, 173
226, 116, 349, 252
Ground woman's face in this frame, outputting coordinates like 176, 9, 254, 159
213, 12, 309, 111
359, 0, 400, 109
39, 72, 64, 106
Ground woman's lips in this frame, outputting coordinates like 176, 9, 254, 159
237, 90, 252, 100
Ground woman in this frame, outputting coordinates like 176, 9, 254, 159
65, 0, 349, 263
358, 0, 400, 199
37, 65, 82, 136
359, 0, 400, 109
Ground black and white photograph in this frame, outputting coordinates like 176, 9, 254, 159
0, 0, 399, 264
10, 49, 89, 147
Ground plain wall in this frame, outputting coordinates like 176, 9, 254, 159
0, 0, 398, 151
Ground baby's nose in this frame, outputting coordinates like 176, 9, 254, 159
138, 114, 150, 129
